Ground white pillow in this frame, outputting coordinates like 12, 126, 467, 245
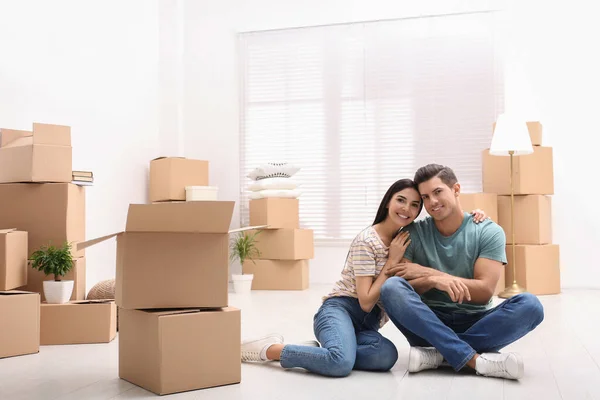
249, 189, 302, 199
247, 162, 301, 181
248, 177, 299, 192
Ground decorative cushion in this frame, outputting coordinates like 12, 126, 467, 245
249, 189, 302, 199
247, 162, 301, 181
248, 177, 299, 192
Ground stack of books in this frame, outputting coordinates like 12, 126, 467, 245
72, 171, 93, 186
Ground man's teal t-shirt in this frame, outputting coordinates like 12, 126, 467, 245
403, 212, 507, 313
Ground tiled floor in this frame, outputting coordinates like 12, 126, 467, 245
1, 285, 599, 399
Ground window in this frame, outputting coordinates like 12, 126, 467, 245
239, 12, 504, 241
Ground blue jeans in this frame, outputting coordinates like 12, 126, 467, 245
280, 296, 398, 377
380, 277, 544, 371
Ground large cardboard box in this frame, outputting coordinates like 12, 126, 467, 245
0, 183, 86, 258
243, 259, 309, 290
0, 291, 40, 358
40, 300, 117, 345
0, 123, 72, 184
482, 146, 554, 195
459, 193, 498, 223
21, 257, 86, 302
250, 198, 299, 229
505, 244, 560, 295
0, 229, 28, 290
493, 121, 542, 146
250, 228, 314, 260
498, 195, 552, 244
150, 157, 209, 202
119, 307, 241, 396
78, 202, 241, 310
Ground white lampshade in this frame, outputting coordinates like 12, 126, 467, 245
489, 113, 533, 156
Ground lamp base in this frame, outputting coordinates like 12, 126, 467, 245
498, 282, 527, 299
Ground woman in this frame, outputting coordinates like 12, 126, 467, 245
240, 179, 487, 377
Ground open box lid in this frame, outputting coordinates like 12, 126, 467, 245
0, 290, 38, 296
0, 123, 70, 148
0, 228, 17, 235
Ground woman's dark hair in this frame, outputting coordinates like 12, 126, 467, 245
372, 179, 422, 225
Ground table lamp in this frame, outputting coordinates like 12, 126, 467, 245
489, 113, 533, 298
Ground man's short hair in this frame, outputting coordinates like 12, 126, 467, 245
414, 164, 458, 188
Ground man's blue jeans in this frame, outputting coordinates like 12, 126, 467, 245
380, 277, 544, 371
280, 296, 398, 377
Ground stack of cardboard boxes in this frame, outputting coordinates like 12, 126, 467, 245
0, 122, 116, 358
149, 156, 212, 203
79, 194, 241, 394
243, 198, 314, 290
482, 121, 560, 295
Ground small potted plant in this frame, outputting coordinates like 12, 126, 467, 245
30, 242, 74, 304
230, 230, 261, 294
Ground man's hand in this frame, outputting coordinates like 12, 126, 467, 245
386, 262, 430, 280
429, 275, 472, 304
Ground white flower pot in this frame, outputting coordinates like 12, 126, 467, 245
232, 274, 253, 294
43, 280, 74, 304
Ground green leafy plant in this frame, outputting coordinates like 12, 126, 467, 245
229, 230, 262, 271
30, 242, 74, 281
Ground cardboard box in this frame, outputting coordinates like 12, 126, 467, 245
119, 307, 241, 396
40, 300, 117, 345
498, 195, 551, 244
0, 291, 40, 358
505, 244, 560, 295
150, 157, 209, 202
0, 183, 86, 257
243, 259, 309, 290
482, 146, 554, 195
493, 121, 543, 146
250, 198, 299, 229
77, 202, 248, 310
21, 257, 86, 302
0, 229, 28, 290
459, 193, 498, 223
0, 123, 72, 184
250, 228, 314, 260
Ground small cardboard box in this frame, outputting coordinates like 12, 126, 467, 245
459, 193, 499, 223
250, 228, 314, 260
119, 307, 241, 396
498, 195, 551, 244
40, 300, 117, 345
21, 257, 86, 302
0, 183, 86, 258
0, 123, 72, 184
249, 198, 299, 229
243, 259, 309, 290
150, 157, 209, 202
482, 146, 554, 195
0, 229, 28, 290
493, 121, 543, 146
77, 202, 261, 310
505, 244, 560, 295
0, 290, 40, 358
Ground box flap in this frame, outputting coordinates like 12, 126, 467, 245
145, 309, 203, 317
151, 156, 185, 161
75, 232, 122, 251
32, 123, 71, 146
228, 225, 269, 234
126, 202, 234, 233
0, 228, 17, 234
69, 300, 115, 305
0, 129, 32, 148
0, 290, 37, 296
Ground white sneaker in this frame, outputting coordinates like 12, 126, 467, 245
475, 352, 524, 380
241, 334, 284, 362
408, 347, 444, 372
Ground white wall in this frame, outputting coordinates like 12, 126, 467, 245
0, 0, 161, 293
180, 0, 600, 289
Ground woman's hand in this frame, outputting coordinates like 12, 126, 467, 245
388, 231, 411, 263
470, 209, 489, 224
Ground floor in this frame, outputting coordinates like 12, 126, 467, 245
1, 285, 599, 400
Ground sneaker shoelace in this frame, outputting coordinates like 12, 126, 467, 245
241, 350, 262, 362
421, 350, 441, 367
482, 357, 509, 376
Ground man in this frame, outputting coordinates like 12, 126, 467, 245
380, 164, 544, 380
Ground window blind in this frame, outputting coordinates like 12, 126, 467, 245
239, 12, 504, 241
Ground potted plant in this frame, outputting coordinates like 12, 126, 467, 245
30, 242, 74, 304
229, 230, 261, 294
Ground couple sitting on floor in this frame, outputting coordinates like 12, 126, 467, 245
241, 164, 544, 380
